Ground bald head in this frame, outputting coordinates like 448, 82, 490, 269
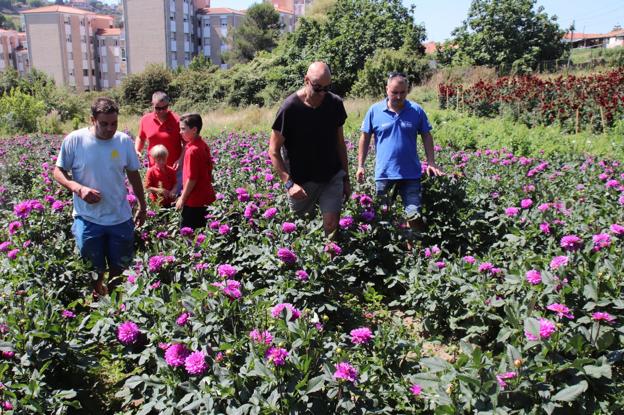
306, 61, 331, 84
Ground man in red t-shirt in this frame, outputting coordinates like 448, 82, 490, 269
135, 92, 184, 191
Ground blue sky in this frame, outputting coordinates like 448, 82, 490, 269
103, 0, 623, 42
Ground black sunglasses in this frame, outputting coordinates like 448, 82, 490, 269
310, 82, 331, 93
388, 71, 407, 80
154, 105, 169, 111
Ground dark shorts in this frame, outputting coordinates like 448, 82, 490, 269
289, 170, 345, 215
72, 216, 135, 272
375, 179, 422, 218
181, 206, 207, 230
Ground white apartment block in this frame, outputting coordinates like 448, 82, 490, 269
196, 7, 244, 68
21, 5, 117, 92
0, 29, 30, 75
266, 0, 313, 17
96, 28, 126, 89
123, 0, 211, 73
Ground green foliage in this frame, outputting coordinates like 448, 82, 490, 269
119, 64, 174, 111
447, 0, 565, 72
0, 87, 46, 133
351, 48, 433, 97
225, 2, 282, 65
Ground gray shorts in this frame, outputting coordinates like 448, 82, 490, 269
289, 170, 345, 215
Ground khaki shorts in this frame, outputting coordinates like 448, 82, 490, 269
289, 170, 345, 215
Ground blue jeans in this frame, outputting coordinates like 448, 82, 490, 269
375, 179, 422, 218
72, 216, 135, 272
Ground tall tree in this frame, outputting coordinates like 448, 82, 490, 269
225, 3, 283, 65
449, 0, 565, 71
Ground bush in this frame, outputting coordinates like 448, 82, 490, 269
350, 48, 433, 97
119, 64, 174, 110
0, 88, 46, 134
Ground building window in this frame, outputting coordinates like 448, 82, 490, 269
83, 69, 88, 76
171, 31, 176, 40
68, 51, 73, 60
66, 35, 72, 43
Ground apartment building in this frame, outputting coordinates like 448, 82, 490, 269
266, 0, 313, 17
21, 5, 116, 92
123, 0, 213, 72
0, 29, 29, 75
96, 28, 126, 89
196, 7, 244, 67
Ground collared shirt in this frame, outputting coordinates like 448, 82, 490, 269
138, 111, 183, 167
145, 165, 177, 206
361, 99, 432, 180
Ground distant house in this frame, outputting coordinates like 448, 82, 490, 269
563, 27, 624, 49
423, 41, 437, 55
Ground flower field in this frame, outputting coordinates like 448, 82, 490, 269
1, 131, 623, 414
438, 69, 624, 133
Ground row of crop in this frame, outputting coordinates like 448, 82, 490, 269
1, 132, 623, 413
438, 69, 624, 133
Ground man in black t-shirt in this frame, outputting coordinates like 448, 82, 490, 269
269, 61, 351, 235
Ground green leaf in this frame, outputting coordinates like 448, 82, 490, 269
305, 375, 325, 394
552, 381, 588, 402
583, 363, 612, 379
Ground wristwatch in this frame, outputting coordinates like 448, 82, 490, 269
284, 179, 294, 190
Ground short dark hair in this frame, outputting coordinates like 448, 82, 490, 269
91, 97, 119, 118
180, 113, 203, 134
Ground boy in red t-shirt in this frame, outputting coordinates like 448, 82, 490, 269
174, 113, 216, 229
145, 144, 177, 207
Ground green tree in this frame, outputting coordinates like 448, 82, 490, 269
0, 88, 46, 133
449, 0, 565, 72
119, 64, 174, 111
225, 2, 282, 65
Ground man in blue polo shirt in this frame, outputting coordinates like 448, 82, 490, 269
356, 72, 443, 233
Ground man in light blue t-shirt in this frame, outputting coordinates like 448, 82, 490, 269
357, 72, 443, 235
53, 97, 147, 296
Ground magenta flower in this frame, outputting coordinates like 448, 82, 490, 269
478, 262, 494, 273
324, 242, 342, 257
350, 327, 373, 345
592, 312, 616, 323
8, 221, 22, 235
213, 280, 242, 299
217, 264, 238, 278
359, 194, 373, 207
0, 241, 10, 252
165, 343, 190, 367
184, 350, 207, 375
6, 249, 18, 260
560, 235, 583, 251
525, 318, 556, 341
520, 198, 533, 209
282, 222, 297, 233
505, 207, 519, 217
409, 383, 423, 396
13, 201, 32, 218
463, 255, 476, 264
62, 310, 76, 319
546, 303, 574, 319
1, 401, 13, 410
435, 261, 446, 269
117, 321, 140, 345
262, 207, 278, 219
333, 362, 358, 383
249, 329, 273, 345
539, 222, 551, 234
218, 224, 231, 235
176, 312, 190, 326
339, 216, 354, 229
271, 303, 301, 320
550, 256, 569, 270
180, 227, 194, 236
525, 270, 542, 285
265, 346, 289, 366
592, 233, 611, 251
610, 224, 624, 236
496, 372, 517, 389
148, 255, 175, 272
538, 203, 550, 212
295, 269, 309, 281
277, 248, 297, 264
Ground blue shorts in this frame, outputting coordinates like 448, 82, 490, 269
375, 179, 422, 218
72, 216, 135, 272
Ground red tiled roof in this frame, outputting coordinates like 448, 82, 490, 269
97, 28, 121, 36
564, 29, 624, 41
275, 6, 295, 15
21, 5, 92, 15
423, 41, 437, 55
197, 7, 245, 16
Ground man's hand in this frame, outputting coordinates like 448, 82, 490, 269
287, 183, 307, 200
78, 186, 102, 204
343, 177, 352, 201
426, 163, 444, 177
356, 167, 366, 183
173, 161, 180, 170
135, 149, 142, 159
134, 208, 146, 227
